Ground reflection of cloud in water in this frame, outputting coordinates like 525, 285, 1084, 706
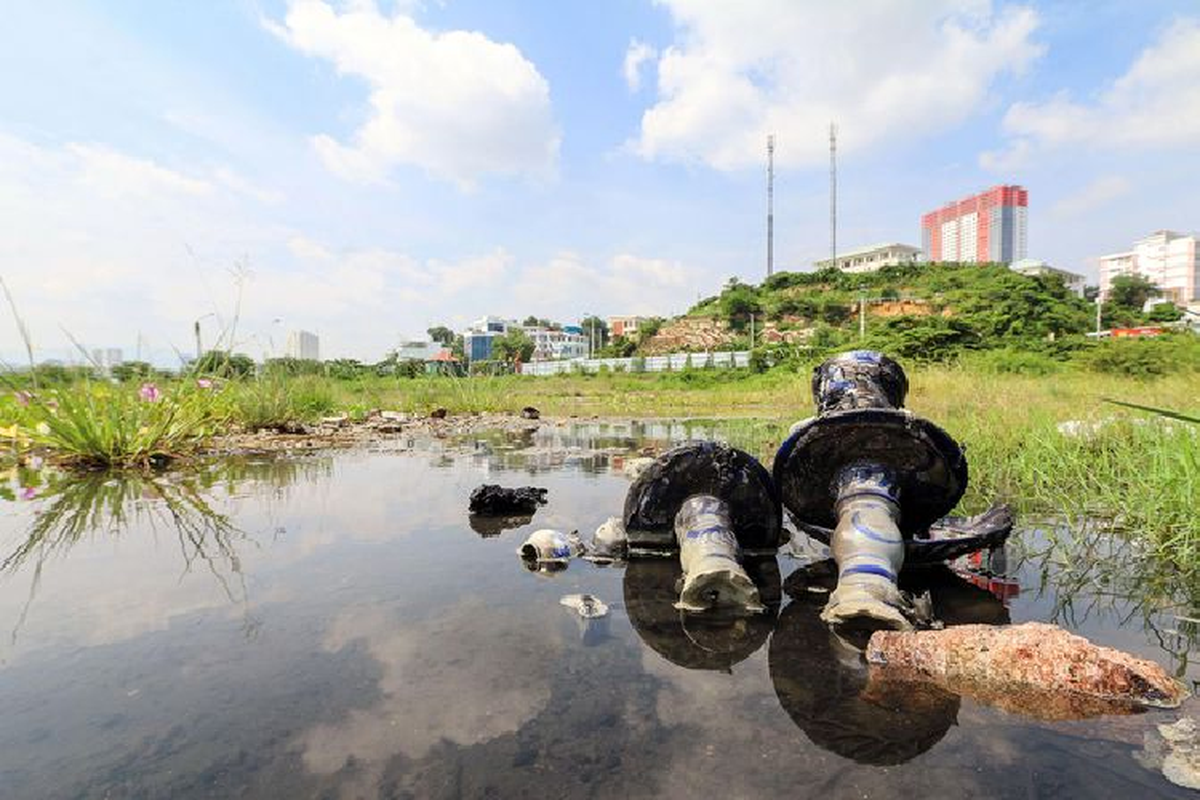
298, 597, 564, 777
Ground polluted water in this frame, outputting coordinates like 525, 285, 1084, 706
1, 421, 1199, 798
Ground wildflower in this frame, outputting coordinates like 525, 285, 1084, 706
20, 486, 37, 501
197, 378, 214, 390
139, 382, 161, 402
14, 390, 32, 406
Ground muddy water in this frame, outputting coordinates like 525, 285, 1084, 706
0, 422, 1197, 799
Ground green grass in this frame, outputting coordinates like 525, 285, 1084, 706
2, 362, 1197, 573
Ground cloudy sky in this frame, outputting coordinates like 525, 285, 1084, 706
2, 0, 1198, 363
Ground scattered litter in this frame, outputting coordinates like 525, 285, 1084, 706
469, 484, 547, 515
521, 406, 540, 420
518, 529, 585, 566
560, 594, 609, 619
585, 517, 627, 563
320, 415, 348, 427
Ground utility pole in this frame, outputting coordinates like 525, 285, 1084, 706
749, 313, 755, 349
830, 122, 837, 270
194, 320, 202, 361
1095, 297, 1103, 335
859, 285, 867, 340
766, 134, 775, 279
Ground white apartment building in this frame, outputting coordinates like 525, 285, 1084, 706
285, 330, 320, 361
522, 326, 587, 361
1099, 230, 1200, 304
1010, 259, 1087, 297
815, 243, 923, 273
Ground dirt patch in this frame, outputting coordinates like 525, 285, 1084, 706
641, 316, 734, 354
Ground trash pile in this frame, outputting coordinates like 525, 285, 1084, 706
466, 349, 1190, 769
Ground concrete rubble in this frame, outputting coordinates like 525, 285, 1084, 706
866, 622, 1188, 720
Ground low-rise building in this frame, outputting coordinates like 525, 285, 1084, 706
607, 316, 647, 338
815, 243, 922, 273
395, 340, 445, 362
523, 325, 587, 360
1010, 259, 1087, 297
1099, 230, 1199, 305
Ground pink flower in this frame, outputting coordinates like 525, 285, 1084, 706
138, 382, 161, 402
196, 378, 214, 390
20, 486, 36, 501
14, 390, 31, 406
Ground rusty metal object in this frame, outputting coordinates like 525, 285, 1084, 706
866, 622, 1189, 716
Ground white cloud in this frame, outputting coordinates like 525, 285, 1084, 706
631, 1, 1043, 170
511, 252, 689, 317
623, 38, 657, 92
269, 0, 560, 187
984, 18, 1200, 167
1050, 175, 1130, 218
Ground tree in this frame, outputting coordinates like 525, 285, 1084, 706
427, 325, 455, 345
1107, 274, 1159, 311
491, 329, 535, 362
194, 350, 255, 377
719, 281, 762, 330
111, 361, 154, 382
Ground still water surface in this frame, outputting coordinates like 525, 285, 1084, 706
0, 422, 1197, 799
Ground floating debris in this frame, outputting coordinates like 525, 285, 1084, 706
559, 593, 609, 619
518, 529, 585, 568
1137, 717, 1200, 790
585, 516, 627, 563
866, 622, 1189, 717
469, 484, 548, 515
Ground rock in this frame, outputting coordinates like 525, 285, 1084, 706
866, 622, 1188, 718
468, 484, 548, 515
1137, 717, 1200, 790
320, 415, 348, 427
521, 406, 540, 420
430, 407, 448, 419
376, 423, 403, 434
380, 410, 406, 421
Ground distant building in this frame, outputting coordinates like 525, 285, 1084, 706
1099, 230, 1199, 305
607, 316, 647, 338
395, 340, 444, 362
1010, 258, 1086, 297
815, 243, 922, 273
921, 185, 1028, 264
523, 326, 587, 360
90, 348, 123, 372
461, 316, 516, 362
285, 330, 320, 361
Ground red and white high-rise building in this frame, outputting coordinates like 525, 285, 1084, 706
921, 185, 1028, 264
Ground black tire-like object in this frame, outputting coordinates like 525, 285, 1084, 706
773, 409, 967, 537
624, 441, 782, 551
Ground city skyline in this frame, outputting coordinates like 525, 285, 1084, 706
2, 1, 1199, 363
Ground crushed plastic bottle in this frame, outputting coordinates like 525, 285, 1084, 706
517, 529, 585, 567
559, 594, 609, 619
585, 516, 627, 564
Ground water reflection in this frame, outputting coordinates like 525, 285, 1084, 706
1016, 521, 1200, 683
624, 558, 781, 671
0, 426, 1196, 799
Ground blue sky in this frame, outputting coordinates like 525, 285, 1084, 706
2, 0, 1198, 363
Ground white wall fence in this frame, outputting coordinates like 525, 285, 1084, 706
520, 351, 751, 376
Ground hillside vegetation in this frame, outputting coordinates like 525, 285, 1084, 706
633, 262, 1196, 375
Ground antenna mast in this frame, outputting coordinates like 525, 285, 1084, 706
767, 134, 775, 279
830, 121, 837, 269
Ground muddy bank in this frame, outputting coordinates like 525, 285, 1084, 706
201, 411, 555, 455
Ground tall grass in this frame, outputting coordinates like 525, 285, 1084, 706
13, 382, 224, 469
